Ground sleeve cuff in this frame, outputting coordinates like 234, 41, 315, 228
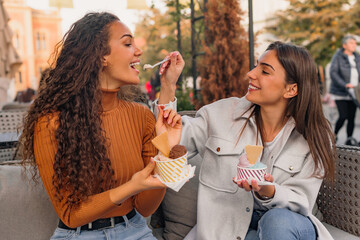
152, 97, 177, 119
253, 191, 273, 204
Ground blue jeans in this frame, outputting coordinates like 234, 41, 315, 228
245, 208, 316, 240
50, 211, 156, 240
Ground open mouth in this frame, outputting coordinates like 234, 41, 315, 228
130, 62, 140, 70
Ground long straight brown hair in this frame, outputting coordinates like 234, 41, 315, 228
242, 41, 336, 180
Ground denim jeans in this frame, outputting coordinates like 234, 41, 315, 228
245, 208, 316, 240
50, 211, 156, 240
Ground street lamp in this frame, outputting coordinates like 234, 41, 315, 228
248, 0, 254, 70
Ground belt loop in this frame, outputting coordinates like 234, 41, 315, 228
123, 214, 130, 228
88, 222, 92, 230
110, 217, 115, 228
75, 226, 81, 235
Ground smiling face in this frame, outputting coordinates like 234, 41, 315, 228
100, 21, 142, 89
245, 50, 297, 109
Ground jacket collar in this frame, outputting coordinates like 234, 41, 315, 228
339, 48, 359, 59
233, 97, 254, 121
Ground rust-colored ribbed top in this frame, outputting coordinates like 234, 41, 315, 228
34, 88, 165, 228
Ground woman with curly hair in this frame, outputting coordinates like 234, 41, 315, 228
19, 12, 183, 240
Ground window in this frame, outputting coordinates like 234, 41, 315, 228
42, 33, 46, 49
14, 31, 20, 49
18, 71, 22, 83
36, 32, 41, 50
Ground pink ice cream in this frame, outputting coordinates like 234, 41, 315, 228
238, 153, 251, 168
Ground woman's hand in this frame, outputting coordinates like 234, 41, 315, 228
346, 83, 355, 88
131, 158, 166, 191
155, 106, 182, 148
110, 159, 165, 205
158, 51, 185, 104
234, 173, 275, 199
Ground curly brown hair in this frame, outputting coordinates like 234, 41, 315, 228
19, 12, 120, 209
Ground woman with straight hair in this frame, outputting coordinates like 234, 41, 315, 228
19, 12, 182, 240
156, 41, 336, 239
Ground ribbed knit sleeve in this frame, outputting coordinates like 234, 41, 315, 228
133, 109, 166, 217
34, 115, 119, 228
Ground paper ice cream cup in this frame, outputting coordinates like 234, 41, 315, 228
154, 153, 188, 183
237, 165, 267, 182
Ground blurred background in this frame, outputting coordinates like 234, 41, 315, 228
1, 0, 359, 145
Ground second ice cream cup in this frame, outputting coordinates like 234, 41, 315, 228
237, 165, 267, 182
154, 153, 188, 183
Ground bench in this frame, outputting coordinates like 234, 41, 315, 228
0, 111, 359, 239
0, 110, 26, 162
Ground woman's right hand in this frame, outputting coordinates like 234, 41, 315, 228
158, 51, 185, 104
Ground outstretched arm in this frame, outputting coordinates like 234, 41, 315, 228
158, 51, 185, 104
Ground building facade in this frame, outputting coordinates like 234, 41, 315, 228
4, 0, 62, 97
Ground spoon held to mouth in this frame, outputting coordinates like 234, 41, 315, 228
143, 58, 170, 70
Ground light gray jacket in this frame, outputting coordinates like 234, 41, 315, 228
180, 97, 333, 240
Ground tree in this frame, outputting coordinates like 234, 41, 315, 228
266, 0, 360, 66
198, 0, 249, 107
135, 1, 204, 110
134, 7, 179, 84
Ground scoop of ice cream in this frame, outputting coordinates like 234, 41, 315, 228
248, 162, 266, 169
238, 153, 251, 168
169, 144, 187, 159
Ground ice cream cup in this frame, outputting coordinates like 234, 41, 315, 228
237, 165, 267, 182
154, 153, 188, 183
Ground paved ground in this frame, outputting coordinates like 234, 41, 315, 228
322, 102, 360, 146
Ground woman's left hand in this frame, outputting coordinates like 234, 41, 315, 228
155, 106, 182, 148
234, 173, 275, 199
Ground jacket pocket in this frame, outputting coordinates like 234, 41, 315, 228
199, 136, 242, 193
272, 155, 305, 183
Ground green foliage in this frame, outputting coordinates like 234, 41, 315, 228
266, 0, 360, 66
175, 87, 195, 111
134, 0, 205, 86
